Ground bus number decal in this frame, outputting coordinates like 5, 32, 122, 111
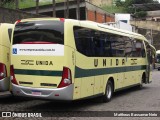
116, 59, 119, 66
21, 60, 53, 66
94, 59, 125, 67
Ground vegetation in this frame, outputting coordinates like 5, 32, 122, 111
101, 0, 159, 18
1, 0, 159, 19
101, 5, 125, 14
114, 0, 158, 18
0, 0, 64, 9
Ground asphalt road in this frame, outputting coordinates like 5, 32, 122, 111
0, 70, 160, 120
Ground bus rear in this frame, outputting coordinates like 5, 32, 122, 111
11, 18, 74, 100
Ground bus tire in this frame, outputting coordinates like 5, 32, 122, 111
102, 80, 113, 103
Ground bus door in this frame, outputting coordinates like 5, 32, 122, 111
145, 43, 152, 83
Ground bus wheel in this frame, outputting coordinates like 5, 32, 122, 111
102, 80, 113, 103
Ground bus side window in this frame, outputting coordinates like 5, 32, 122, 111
110, 35, 125, 57
124, 37, 132, 57
104, 40, 112, 57
93, 31, 106, 57
136, 40, 142, 57
74, 27, 95, 57
132, 39, 144, 57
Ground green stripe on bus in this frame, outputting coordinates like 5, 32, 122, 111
75, 65, 146, 78
14, 65, 146, 77
14, 69, 62, 76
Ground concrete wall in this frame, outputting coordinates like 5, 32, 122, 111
130, 20, 160, 31
146, 10, 160, 21
147, 10, 160, 17
130, 20, 160, 50
0, 7, 44, 23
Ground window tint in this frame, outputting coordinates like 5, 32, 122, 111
110, 35, 125, 57
74, 27, 94, 56
74, 26, 144, 58
13, 21, 64, 45
125, 37, 133, 57
74, 27, 125, 57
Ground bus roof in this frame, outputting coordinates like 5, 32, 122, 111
15, 18, 148, 42
80, 20, 148, 42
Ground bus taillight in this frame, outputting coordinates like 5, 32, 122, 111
16, 20, 21, 24
10, 65, 18, 85
0, 63, 7, 80
58, 67, 72, 88
60, 18, 65, 22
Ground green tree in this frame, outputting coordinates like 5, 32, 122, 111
115, 0, 158, 18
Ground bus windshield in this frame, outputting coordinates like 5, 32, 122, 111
13, 20, 64, 45
157, 54, 160, 62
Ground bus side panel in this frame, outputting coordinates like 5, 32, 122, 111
73, 78, 81, 99
0, 24, 11, 91
74, 52, 99, 99
1, 25, 11, 78
135, 58, 146, 84
94, 75, 103, 95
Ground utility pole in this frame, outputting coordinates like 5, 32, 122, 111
76, 0, 80, 20
52, 0, 56, 17
15, 0, 19, 10
36, 0, 39, 14
65, 0, 69, 18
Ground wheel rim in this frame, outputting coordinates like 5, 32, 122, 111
106, 84, 112, 99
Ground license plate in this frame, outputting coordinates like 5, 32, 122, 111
32, 91, 41, 96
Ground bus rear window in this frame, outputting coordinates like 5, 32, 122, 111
13, 21, 64, 45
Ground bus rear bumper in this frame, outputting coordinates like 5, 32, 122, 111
0, 77, 10, 91
12, 84, 74, 100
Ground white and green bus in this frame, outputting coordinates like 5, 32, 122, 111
10, 18, 155, 102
